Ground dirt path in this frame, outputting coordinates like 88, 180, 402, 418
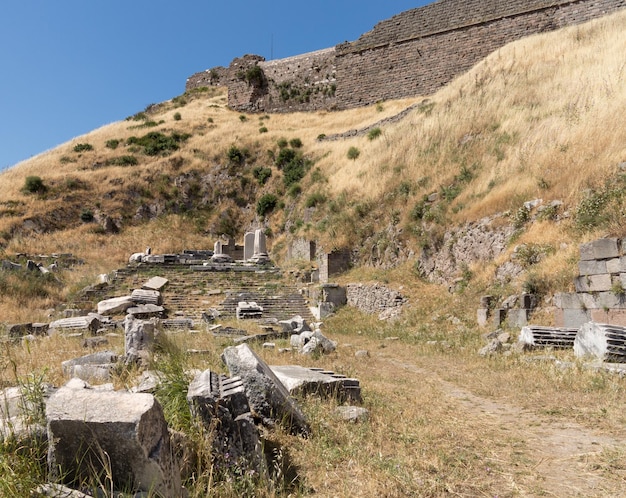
389, 359, 625, 496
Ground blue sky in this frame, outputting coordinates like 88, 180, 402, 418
0, 1, 429, 171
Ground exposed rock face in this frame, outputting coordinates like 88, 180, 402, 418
46, 382, 183, 497
417, 216, 514, 285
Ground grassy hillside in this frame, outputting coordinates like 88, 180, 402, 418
2, 10, 626, 498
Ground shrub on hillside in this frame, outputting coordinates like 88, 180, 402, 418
256, 193, 278, 217
252, 166, 272, 185
73, 143, 93, 153
126, 131, 191, 156
347, 147, 360, 160
22, 176, 47, 195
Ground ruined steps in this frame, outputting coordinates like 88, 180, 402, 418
79, 263, 313, 322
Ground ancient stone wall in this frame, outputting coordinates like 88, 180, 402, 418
186, 0, 625, 112
346, 283, 407, 315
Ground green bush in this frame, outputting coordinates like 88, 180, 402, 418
275, 148, 297, 168
252, 166, 272, 185
289, 138, 303, 148
80, 209, 94, 222
73, 143, 93, 153
305, 192, 326, 208
256, 193, 278, 216
287, 184, 302, 198
259, 126, 268, 134
173, 112, 182, 121
277, 138, 289, 149
105, 139, 120, 149
227, 145, 247, 165
126, 131, 191, 156
22, 176, 47, 194
106, 155, 139, 167
347, 147, 360, 160
367, 128, 382, 140
245, 65, 265, 86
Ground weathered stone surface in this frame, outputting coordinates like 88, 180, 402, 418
574, 274, 612, 293
61, 351, 118, 382
519, 326, 578, 349
580, 238, 620, 261
31, 483, 93, 497
49, 316, 101, 334
0, 385, 50, 440
222, 344, 310, 435
606, 256, 626, 274
507, 309, 529, 329
97, 295, 134, 316
554, 292, 583, 309
124, 316, 155, 364
479, 339, 502, 357
127, 303, 165, 318
492, 308, 507, 327
301, 330, 337, 355
236, 301, 263, 319
271, 365, 361, 404
335, 406, 369, 423
131, 289, 162, 306
142, 276, 169, 291
279, 315, 311, 334
574, 322, 626, 362
476, 308, 490, 327
46, 383, 183, 497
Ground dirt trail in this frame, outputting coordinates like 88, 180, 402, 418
389, 359, 625, 496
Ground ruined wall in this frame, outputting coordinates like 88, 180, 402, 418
186, 0, 625, 112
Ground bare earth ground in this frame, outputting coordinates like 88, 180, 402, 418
376, 352, 626, 497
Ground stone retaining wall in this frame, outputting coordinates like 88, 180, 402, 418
346, 283, 407, 315
186, 0, 625, 112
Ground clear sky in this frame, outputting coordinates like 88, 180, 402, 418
0, 1, 430, 171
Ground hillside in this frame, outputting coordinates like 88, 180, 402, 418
1, 11, 625, 322
1, 10, 626, 498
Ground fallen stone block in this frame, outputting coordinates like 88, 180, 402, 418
271, 365, 361, 404
31, 483, 93, 498
1, 384, 52, 441
127, 303, 165, 318
124, 316, 155, 364
49, 316, 101, 335
61, 351, 118, 383
335, 406, 369, 423
279, 315, 310, 334
46, 382, 183, 497
519, 326, 578, 349
131, 289, 162, 306
159, 318, 194, 330
575, 322, 626, 362
236, 301, 263, 319
222, 344, 310, 435
97, 295, 134, 316
142, 276, 169, 291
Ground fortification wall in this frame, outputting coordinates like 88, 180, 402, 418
185, 0, 626, 112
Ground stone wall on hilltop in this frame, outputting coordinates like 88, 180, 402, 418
186, 0, 626, 112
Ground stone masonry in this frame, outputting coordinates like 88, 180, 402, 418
186, 0, 626, 112
555, 238, 626, 328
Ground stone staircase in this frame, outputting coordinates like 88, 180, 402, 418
79, 263, 314, 323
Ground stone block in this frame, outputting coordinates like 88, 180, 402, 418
243, 232, 255, 262
562, 309, 591, 329
507, 309, 529, 329
222, 344, 310, 435
142, 276, 168, 291
49, 316, 101, 335
476, 308, 490, 327
61, 351, 118, 383
554, 292, 583, 309
578, 260, 607, 276
131, 289, 162, 305
574, 322, 626, 362
492, 308, 507, 327
606, 256, 626, 274
97, 296, 134, 316
574, 274, 612, 292
46, 384, 183, 496
590, 309, 626, 327
271, 365, 361, 404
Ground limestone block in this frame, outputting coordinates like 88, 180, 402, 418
335, 406, 369, 423
131, 289, 162, 306
142, 276, 169, 291
476, 308, 490, 327
590, 309, 626, 327
580, 238, 620, 261
271, 365, 361, 404
606, 256, 626, 274
46, 384, 182, 496
574, 274, 612, 292
507, 309, 529, 329
554, 292, 583, 309
49, 316, 101, 335
124, 316, 155, 364
61, 351, 118, 382
97, 296, 134, 316
574, 322, 626, 362
127, 303, 165, 318
578, 260, 607, 276
562, 309, 591, 329
222, 344, 310, 435
492, 308, 506, 327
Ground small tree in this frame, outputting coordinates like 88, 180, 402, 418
22, 176, 47, 194
256, 193, 278, 216
347, 147, 361, 160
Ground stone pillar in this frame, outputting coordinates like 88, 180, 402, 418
250, 229, 270, 263
244, 232, 255, 261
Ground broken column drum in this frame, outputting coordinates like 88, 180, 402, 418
249, 229, 270, 263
